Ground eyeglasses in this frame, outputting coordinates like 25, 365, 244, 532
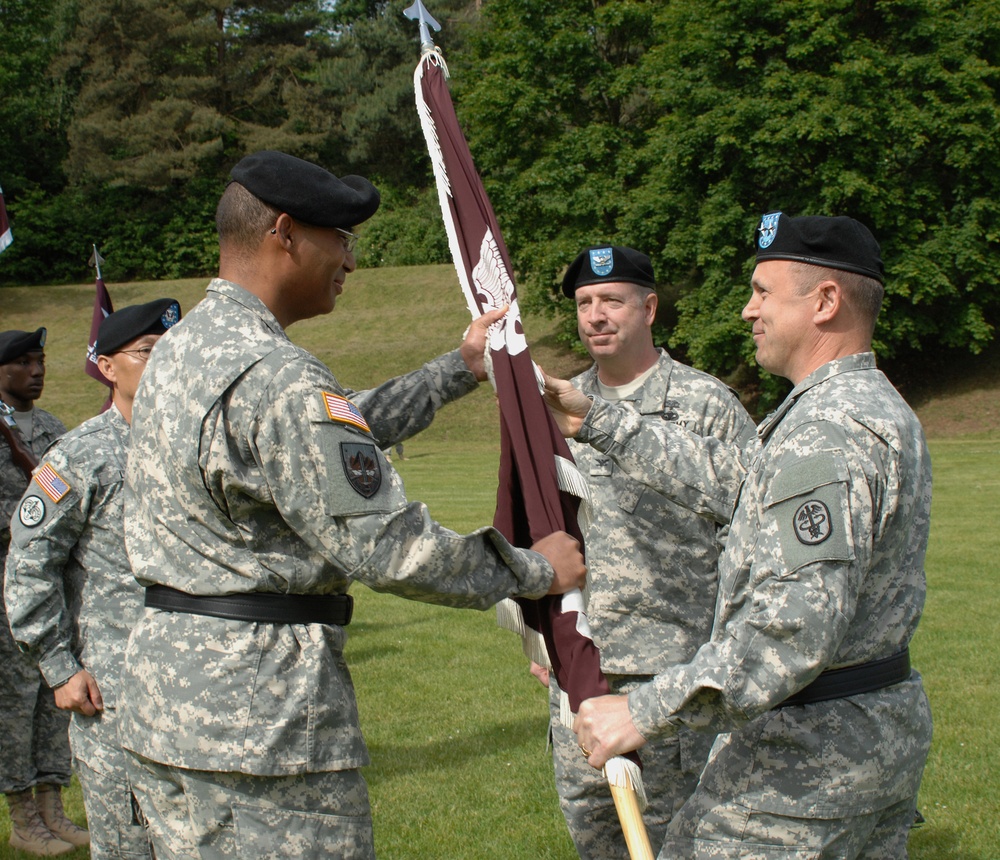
115, 346, 155, 362
270, 223, 359, 254
334, 228, 359, 254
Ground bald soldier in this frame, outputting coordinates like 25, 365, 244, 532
548, 213, 932, 858
0, 327, 84, 855
6, 300, 181, 859
119, 150, 586, 859
539, 246, 753, 858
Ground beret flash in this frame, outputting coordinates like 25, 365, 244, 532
229, 150, 380, 229
96, 299, 181, 356
754, 212, 884, 284
561, 246, 657, 297
0, 328, 46, 364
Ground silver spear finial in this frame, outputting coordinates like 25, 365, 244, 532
403, 0, 442, 54
88, 244, 105, 281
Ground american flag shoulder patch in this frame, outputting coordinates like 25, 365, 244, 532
321, 391, 371, 434
34, 463, 71, 503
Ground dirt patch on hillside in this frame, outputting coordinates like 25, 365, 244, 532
914, 386, 998, 437
902, 342, 1000, 438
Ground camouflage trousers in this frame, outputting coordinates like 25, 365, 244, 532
0, 561, 72, 794
660, 788, 918, 859
124, 752, 374, 859
70, 711, 153, 860
550, 675, 715, 860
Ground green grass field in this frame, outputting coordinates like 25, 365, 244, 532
0, 268, 996, 858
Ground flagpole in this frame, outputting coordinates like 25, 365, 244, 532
0, 183, 13, 253
86, 245, 114, 412
405, 5, 653, 858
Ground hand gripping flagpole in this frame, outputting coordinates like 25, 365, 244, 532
405, 5, 652, 857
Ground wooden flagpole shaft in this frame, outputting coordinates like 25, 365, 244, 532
609, 783, 655, 860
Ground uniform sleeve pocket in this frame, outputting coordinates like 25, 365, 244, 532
762, 453, 854, 573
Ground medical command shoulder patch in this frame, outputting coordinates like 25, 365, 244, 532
341, 442, 382, 498
34, 463, 71, 503
322, 391, 371, 433
793, 499, 833, 545
19, 495, 46, 527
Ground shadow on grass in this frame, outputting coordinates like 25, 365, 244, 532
347, 611, 443, 661
365, 715, 545, 778
910, 824, 988, 860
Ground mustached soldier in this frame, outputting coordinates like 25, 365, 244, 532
119, 150, 586, 858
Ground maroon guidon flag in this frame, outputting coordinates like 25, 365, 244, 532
85, 245, 114, 411
405, 4, 649, 850
0, 183, 12, 253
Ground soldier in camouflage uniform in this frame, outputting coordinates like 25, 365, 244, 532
6, 300, 182, 859
554, 213, 932, 859
536, 246, 753, 858
120, 150, 586, 859
0, 327, 83, 856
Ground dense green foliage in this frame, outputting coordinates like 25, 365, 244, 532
461, 0, 1000, 402
1, 0, 998, 399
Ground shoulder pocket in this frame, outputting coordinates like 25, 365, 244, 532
96, 467, 126, 487
763, 452, 854, 572
308, 392, 405, 516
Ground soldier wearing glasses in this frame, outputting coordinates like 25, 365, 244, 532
118, 150, 585, 858
6, 300, 181, 858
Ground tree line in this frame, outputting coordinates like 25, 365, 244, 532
2, 0, 998, 403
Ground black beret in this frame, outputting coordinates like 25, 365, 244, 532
0, 328, 46, 364
229, 150, 380, 229
561, 246, 657, 297
96, 299, 181, 356
754, 212, 884, 284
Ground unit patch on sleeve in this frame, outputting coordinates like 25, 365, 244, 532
321, 391, 371, 433
793, 499, 833, 545
765, 451, 854, 572
341, 442, 382, 498
18, 495, 46, 528
33, 463, 71, 503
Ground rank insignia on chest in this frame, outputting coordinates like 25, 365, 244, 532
793, 499, 833, 545
18, 495, 46, 528
33, 463, 71, 503
341, 442, 382, 498
322, 391, 371, 433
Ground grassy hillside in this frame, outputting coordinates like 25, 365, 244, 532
0, 265, 592, 435
0, 268, 997, 858
1, 263, 996, 435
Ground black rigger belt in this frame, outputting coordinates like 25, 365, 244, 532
777, 648, 911, 708
145, 585, 353, 626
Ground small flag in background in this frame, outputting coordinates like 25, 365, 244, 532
0, 184, 12, 253
86, 245, 114, 409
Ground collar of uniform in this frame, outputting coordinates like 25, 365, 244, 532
206, 278, 288, 338
757, 352, 877, 442
107, 401, 131, 435
577, 348, 674, 413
